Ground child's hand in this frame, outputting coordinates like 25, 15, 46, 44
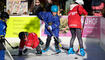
48, 26, 52, 30
0, 35, 5, 42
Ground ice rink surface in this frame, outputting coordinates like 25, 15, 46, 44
5, 37, 105, 60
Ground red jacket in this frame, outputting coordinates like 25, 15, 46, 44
68, 5, 88, 28
19, 33, 39, 50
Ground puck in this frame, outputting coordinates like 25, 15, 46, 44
74, 57, 78, 59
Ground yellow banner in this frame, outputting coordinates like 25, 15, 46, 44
6, 16, 40, 37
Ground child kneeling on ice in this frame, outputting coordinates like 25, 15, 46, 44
18, 32, 44, 56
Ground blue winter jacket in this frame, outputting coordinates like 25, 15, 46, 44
38, 12, 60, 37
0, 20, 7, 36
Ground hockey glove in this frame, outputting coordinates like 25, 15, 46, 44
0, 35, 5, 42
48, 26, 52, 30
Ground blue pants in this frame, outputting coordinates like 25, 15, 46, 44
0, 50, 5, 60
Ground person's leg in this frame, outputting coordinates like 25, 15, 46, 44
44, 35, 52, 49
70, 28, 76, 48
76, 28, 85, 56
76, 28, 83, 48
42, 35, 51, 52
68, 28, 76, 54
18, 50, 22, 56
0, 50, 5, 60
18, 40, 25, 55
54, 37, 61, 53
36, 45, 42, 55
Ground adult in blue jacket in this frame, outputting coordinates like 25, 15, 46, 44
0, 12, 9, 60
37, 5, 61, 53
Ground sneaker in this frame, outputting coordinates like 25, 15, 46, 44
68, 48, 75, 54
42, 47, 49, 53
55, 49, 61, 53
36, 51, 42, 56
80, 48, 85, 56
55, 46, 61, 53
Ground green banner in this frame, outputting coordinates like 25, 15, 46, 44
6, 16, 40, 37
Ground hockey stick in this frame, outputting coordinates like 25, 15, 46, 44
5, 39, 19, 49
38, 38, 44, 45
48, 30, 68, 51
3, 43, 14, 60
38, 15, 68, 51
42, 20, 68, 51
76, 16, 86, 53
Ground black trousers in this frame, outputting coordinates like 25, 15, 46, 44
19, 45, 42, 55
45, 35, 59, 50
36, 45, 42, 54
70, 28, 83, 48
0, 36, 5, 50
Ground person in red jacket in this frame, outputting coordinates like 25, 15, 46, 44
18, 32, 43, 56
68, 0, 88, 56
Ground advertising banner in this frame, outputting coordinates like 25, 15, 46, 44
100, 17, 105, 51
81, 16, 100, 38
6, 16, 40, 37
7, 0, 28, 14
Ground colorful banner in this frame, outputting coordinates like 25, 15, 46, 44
7, 0, 28, 14
41, 16, 100, 38
82, 16, 100, 38
100, 17, 105, 51
101, 17, 105, 35
6, 16, 40, 37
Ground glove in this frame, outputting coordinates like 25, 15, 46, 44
0, 35, 5, 42
48, 26, 52, 30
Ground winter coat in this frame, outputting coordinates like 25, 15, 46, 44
45, 3, 53, 12
92, 0, 105, 6
68, 5, 88, 29
19, 33, 40, 50
38, 12, 60, 37
0, 20, 7, 50
0, 20, 7, 36
32, 5, 43, 15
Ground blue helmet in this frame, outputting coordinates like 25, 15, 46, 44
51, 5, 58, 12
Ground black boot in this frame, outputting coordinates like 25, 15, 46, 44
36, 50, 42, 56
18, 51, 22, 56
36, 45, 42, 56
55, 45, 61, 53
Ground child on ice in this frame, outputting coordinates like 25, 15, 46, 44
0, 12, 9, 60
18, 32, 43, 56
68, 0, 88, 56
37, 5, 61, 53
